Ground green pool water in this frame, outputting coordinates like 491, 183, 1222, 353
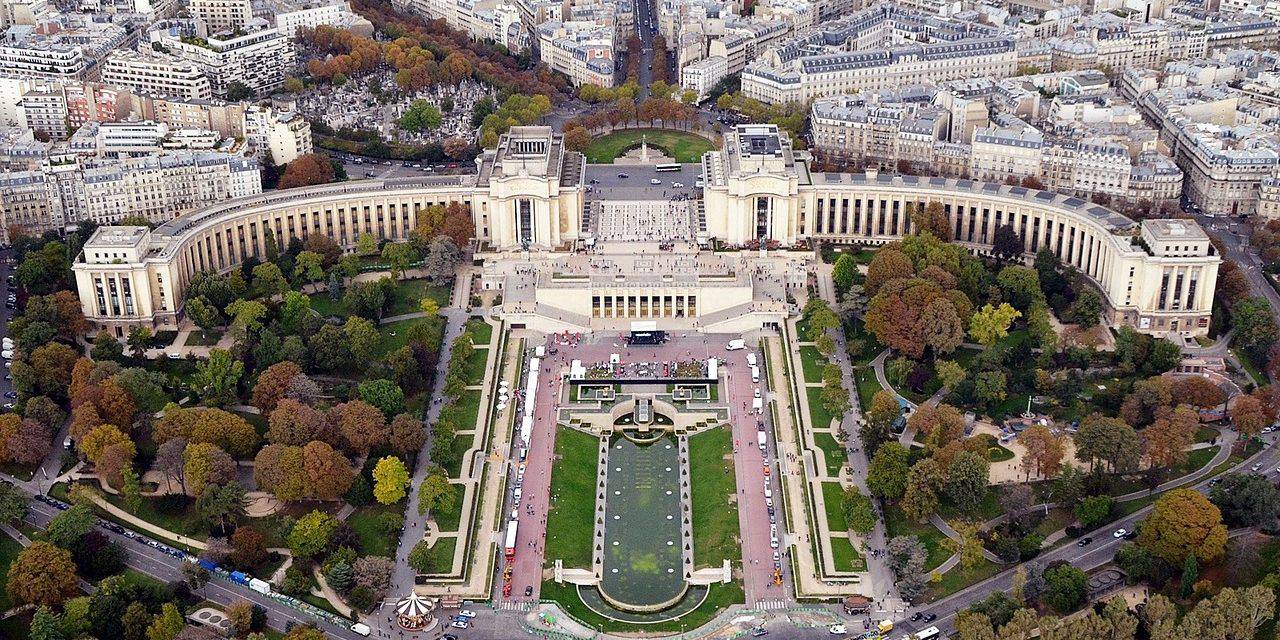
599, 434, 686, 609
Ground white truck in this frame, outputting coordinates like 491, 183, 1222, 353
757, 431, 767, 451
752, 397, 763, 414
726, 339, 745, 351
248, 578, 271, 595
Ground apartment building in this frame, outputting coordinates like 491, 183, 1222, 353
0, 35, 84, 79
244, 105, 312, 164
187, 0, 253, 34
681, 56, 727, 102
809, 91, 948, 171
101, 49, 213, 101
537, 21, 617, 87
150, 22, 296, 96
0, 170, 62, 240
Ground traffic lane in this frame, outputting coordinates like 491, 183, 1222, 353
723, 346, 783, 604
895, 443, 1280, 637
23, 501, 364, 640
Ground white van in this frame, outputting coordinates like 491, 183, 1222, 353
351, 623, 371, 637
726, 339, 746, 351
750, 365, 760, 384
746, 352, 757, 367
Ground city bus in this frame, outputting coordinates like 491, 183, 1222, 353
914, 626, 942, 640
655, 163, 681, 172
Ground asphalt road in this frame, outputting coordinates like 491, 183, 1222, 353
584, 164, 702, 201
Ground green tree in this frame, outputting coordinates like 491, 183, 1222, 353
192, 348, 243, 406
1233, 297, 1280, 361
1074, 495, 1113, 529
407, 540, 434, 573
1075, 414, 1140, 472
934, 359, 966, 389
1210, 472, 1280, 526
344, 317, 381, 368
45, 503, 94, 548
969, 303, 1021, 346
91, 331, 124, 361
381, 242, 418, 280
355, 232, 378, 257
29, 606, 63, 640
944, 451, 990, 516
867, 442, 911, 500
831, 254, 857, 294
863, 389, 901, 453
252, 262, 289, 298
373, 456, 410, 504
1043, 564, 1088, 612
286, 510, 338, 558
418, 473, 456, 516
358, 379, 405, 418
294, 250, 325, 286
120, 466, 142, 513
1180, 553, 1199, 598
974, 370, 1008, 406
399, 100, 443, 131
146, 603, 184, 640
841, 488, 876, 534
1063, 288, 1103, 328
126, 326, 153, 359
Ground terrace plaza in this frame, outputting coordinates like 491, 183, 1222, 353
73, 124, 1219, 338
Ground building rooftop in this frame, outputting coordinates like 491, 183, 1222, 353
86, 226, 149, 249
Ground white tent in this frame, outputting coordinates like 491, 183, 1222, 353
396, 593, 433, 618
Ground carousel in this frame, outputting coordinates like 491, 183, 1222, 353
395, 593, 435, 630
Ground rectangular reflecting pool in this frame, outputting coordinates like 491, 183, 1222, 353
599, 433, 688, 610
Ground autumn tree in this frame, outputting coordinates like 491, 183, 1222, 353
1170, 376, 1226, 409
6, 541, 78, 606
335, 400, 390, 454
1143, 405, 1199, 469
909, 403, 966, 452
865, 248, 914, 297
79, 424, 133, 465
390, 413, 426, 455
1230, 393, 1269, 439
1137, 488, 1227, 564
1018, 424, 1065, 480
1074, 414, 1140, 472
862, 390, 901, 454
267, 398, 328, 446
302, 440, 356, 500
278, 154, 336, 189
254, 443, 308, 501
183, 443, 237, 497
253, 360, 302, 413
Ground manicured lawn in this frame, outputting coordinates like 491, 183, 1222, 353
884, 505, 951, 572
925, 557, 1001, 601
689, 427, 740, 569
347, 503, 405, 558
1196, 426, 1219, 444
821, 482, 848, 532
184, 329, 224, 346
813, 432, 845, 477
441, 389, 483, 430
465, 319, 492, 344
806, 386, 838, 430
0, 533, 23, 610
799, 345, 827, 383
425, 536, 456, 574
830, 536, 867, 572
429, 482, 465, 532
312, 278, 450, 319
544, 427, 599, 569
539, 579, 744, 633
1030, 507, 1075, 540
583, 128, 716, 164
464, 347, 489, 385
854, 367, 882, 411
374, 316, 443, 358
